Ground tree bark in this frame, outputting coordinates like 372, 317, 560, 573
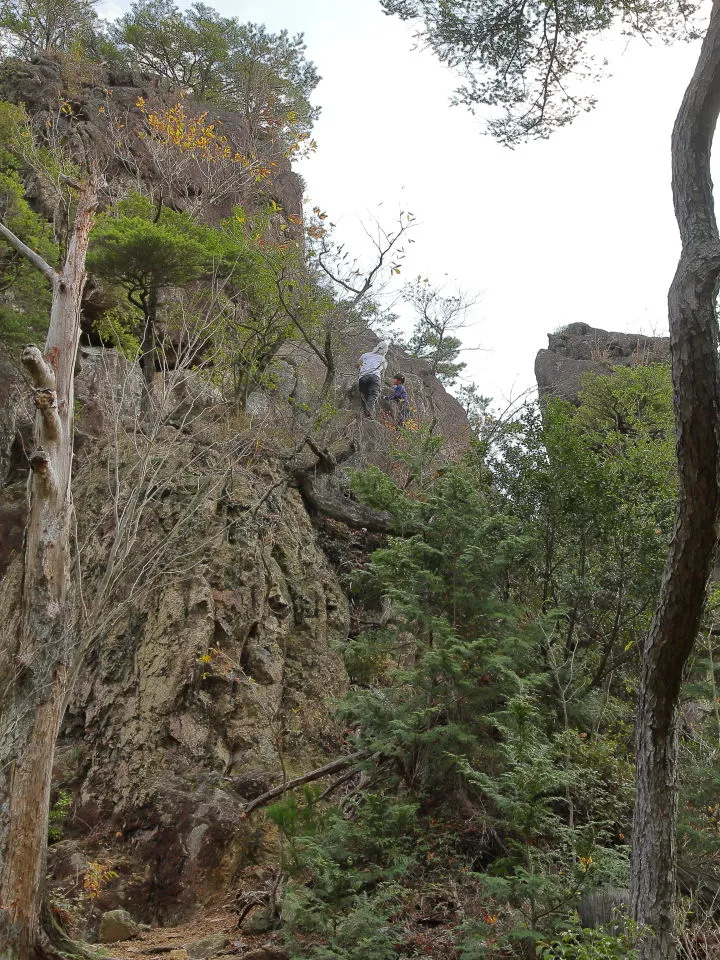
140, 286, 158, 413
631, 8, 720, 960
292, 467, 399, 533
0, 174, 99, 960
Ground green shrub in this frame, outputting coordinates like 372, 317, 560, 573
538, 923, 639, 960
268, 792, 416, 960
48, 790, 73, 842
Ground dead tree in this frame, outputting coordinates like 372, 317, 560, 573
0, 171, 99, 959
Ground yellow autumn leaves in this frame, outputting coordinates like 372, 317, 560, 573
136, 95, 252, 166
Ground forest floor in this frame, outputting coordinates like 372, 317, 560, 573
100, 908, 282, 959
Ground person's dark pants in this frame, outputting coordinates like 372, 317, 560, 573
359, 374, 381, 417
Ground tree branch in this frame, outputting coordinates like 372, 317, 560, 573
0, 221, 57, 285
20, 346, 56, 391
28, 449, 57, 498
291, 438, 409, 533
292, 468, 399, 533
242, 750, 369, 815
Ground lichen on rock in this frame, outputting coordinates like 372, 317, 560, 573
51, 425, 349, 922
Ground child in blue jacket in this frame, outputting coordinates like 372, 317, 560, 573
386, 374, 409, 425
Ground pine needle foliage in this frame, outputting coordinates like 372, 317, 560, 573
271, 364, 690, 955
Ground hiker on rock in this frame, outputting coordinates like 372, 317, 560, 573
357, 340, 388, 418
385, 374, 409, 425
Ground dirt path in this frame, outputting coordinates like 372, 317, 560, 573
101, 909, 285, 960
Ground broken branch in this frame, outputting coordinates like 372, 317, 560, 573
243, 750, 369, 815
21, 346, 56, 390
34, 390, 61, 445
0, 221, 57, 284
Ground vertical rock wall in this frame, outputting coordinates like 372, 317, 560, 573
48, 439, 349, 922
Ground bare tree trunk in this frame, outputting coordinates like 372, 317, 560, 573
320, 327, 336, 401
631, 9, 720, 960
140, 287, 158, 414
0, 174, 99, 960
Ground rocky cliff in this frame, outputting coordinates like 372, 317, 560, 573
535, 321, 670, 402
0, 335, 468, 932
0, 55, 304, 228
0, 53, 471, 937
43, 429, 349, 925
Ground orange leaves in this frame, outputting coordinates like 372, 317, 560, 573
82, 860, 119, 900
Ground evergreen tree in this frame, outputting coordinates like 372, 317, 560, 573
402, 279, 473, 385
87, 195, 223, 401
0, 104, 58, 349
379, 6, 720, 953
267, 364, 678, 957
0, 0, 99, 56
110, 1, 320, 149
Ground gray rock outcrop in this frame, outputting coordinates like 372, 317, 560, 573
187, 933, 230, 958
535, 322, 670, 403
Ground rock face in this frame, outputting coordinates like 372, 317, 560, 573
48, 429, 349, 922
2, 342, 467, 928
0, 56, 471, 932
21, 334, 468, 926
248, 327, 471, 472
74, 345, 144, 439
0, 56, 303, 227
535, 322, 670, 402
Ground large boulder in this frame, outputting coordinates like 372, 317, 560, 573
243, 948, 290, 960
186, 933, 229, 959
98, 908, 140, 943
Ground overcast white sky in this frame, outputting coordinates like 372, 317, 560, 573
106, 0, 711, 404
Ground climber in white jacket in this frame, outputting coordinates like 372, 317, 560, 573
356, 341, 389, 418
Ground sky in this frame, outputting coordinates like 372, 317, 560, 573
104, 0, 710, 404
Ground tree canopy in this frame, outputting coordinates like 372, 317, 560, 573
380, 0, 701, 144
88, 195, 222, 308
110, 1, 320, 146
0, 0, 99, 57
402, 279, 472, 385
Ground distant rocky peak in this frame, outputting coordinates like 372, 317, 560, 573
535, 322, 670, 402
